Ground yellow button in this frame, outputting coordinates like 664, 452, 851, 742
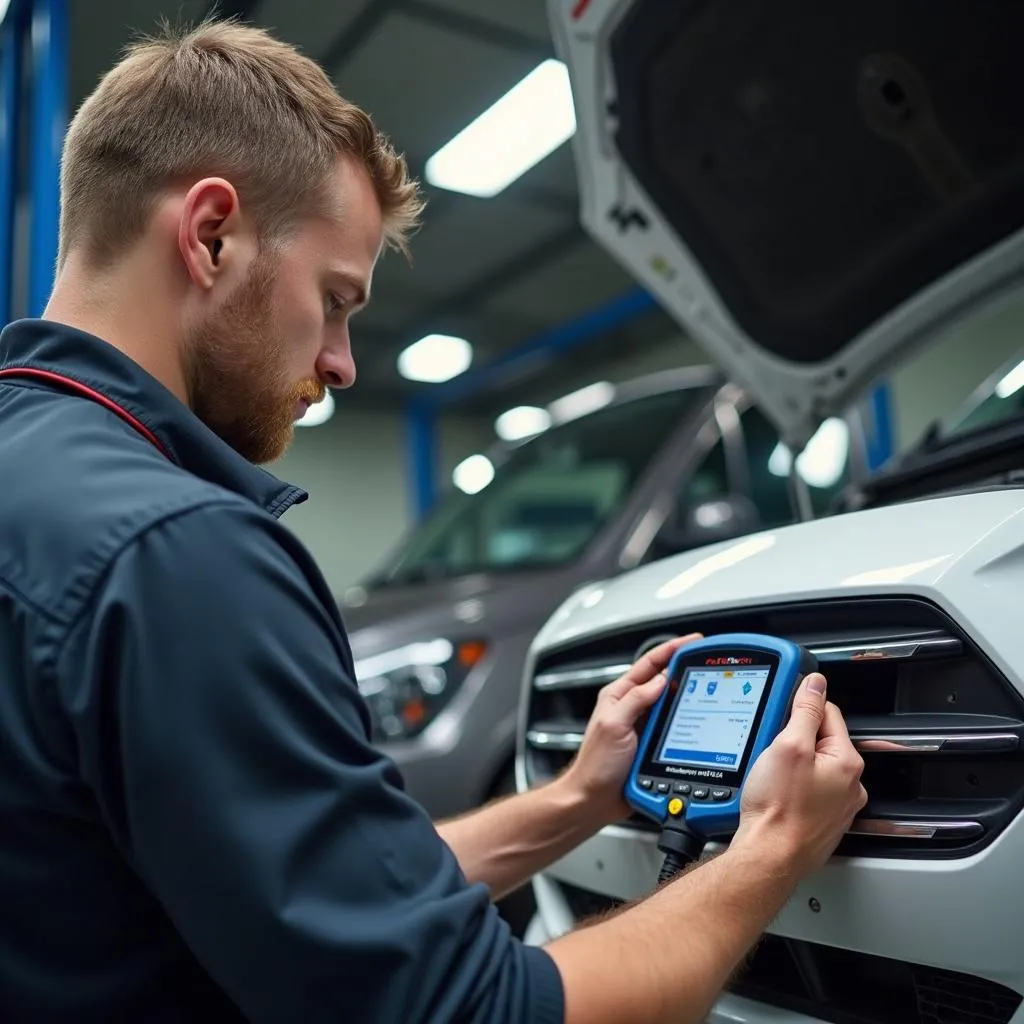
668, 797, 684, 817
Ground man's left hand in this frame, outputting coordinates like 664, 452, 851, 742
562, 633, 703, 828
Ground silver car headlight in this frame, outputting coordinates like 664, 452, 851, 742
354, 638, 488, 741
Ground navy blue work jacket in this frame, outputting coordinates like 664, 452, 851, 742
0, 318, 564, 1023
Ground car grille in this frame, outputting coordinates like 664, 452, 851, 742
523, 596, 1024, 858
557, 880, 1022, 1024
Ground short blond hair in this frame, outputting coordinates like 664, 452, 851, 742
59, 17, 424, 268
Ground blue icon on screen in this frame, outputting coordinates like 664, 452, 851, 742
686, 678, 698, 694
706, 680, 718, 696
743, 682, 752, 696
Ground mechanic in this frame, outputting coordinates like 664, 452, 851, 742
0, 18, 868, 1024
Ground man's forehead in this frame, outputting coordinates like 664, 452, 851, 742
325, 156, 382, 218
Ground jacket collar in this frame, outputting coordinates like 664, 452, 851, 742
0, 318, 307, 518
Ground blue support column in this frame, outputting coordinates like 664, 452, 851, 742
866, 381, 894, 470
405, 401, 437, 520
28, 0, 67, 317
0, 2, 23, 325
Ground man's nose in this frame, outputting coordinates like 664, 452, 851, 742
317, 340, 356, 389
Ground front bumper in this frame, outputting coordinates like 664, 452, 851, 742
523, 893, 827, 1024
530, 821, 1024, 1023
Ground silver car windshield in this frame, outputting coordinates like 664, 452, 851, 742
369, 387, 706, 585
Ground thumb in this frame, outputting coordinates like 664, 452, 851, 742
617, 673, 668, 724
783, 672, 828, 743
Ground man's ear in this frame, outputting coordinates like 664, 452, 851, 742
177, 178, 251, 289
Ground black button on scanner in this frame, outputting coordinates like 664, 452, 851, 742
639, 778, 653, 790
673, 783, 691, 795
692, 788, 709, 800
712, 789, 730, 801
656, 782, 670, 794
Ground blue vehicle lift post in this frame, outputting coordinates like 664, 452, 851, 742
0, 0, 25, 326
0, 0, 67, 323
27, 0, 67, 317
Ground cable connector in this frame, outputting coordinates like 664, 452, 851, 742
656, 822, 705, 884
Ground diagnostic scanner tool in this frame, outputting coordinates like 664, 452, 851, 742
625, 633, 817, 882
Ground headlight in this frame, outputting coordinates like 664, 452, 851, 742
353, 638, 488, 741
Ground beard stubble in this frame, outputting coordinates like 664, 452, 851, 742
184, 253, 325, 465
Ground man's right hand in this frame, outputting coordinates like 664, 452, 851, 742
735, 671, 867, 877
547, 668, 869, 1024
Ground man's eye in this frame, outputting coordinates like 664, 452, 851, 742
326, 292, 346, 316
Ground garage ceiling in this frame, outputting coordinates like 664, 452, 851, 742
65, 0, 689, 415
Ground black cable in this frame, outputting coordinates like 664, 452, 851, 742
657, 850, 690, 884
656, 822, 705, 884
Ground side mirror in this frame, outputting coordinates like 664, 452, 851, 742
656, 494, 762, 556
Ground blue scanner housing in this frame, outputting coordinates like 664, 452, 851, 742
625, 633, 816, 840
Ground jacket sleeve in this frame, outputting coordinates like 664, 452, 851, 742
55, 499, 564, 1024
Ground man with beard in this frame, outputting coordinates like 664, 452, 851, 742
0, 17, 866, 1024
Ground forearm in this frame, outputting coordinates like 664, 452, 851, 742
436, 775, 605, 900
544, 829, 798, 1024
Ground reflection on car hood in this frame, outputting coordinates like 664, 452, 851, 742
533, 489, 1024, 653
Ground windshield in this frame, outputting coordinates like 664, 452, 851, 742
938, 350, 1024, 441
368, 387, 706, 586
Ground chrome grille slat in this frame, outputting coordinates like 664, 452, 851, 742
848, 818, 983, 840
812, 636, 961, 662
525, 727, 586, 752
533, 663, 632, 691
533, 633, 962, 693
854, 732, 1019, 753
526, 726, 1020, 756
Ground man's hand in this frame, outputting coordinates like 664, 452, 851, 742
562, 633, 702, 827
735, 671, 867, 875
436, 634, 702, 896
546, 669, 869, 1024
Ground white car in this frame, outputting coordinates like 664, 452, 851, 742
517, 2, 1024, 1022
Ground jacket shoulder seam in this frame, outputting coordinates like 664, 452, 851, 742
37, 493, 261, 676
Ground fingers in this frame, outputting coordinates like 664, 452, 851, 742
616, 673, 669, 723
603, 633, 702, 699
781, 672, 828, 744
818, 700, 852, 744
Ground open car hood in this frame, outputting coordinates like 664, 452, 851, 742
549, 0, 1024, 449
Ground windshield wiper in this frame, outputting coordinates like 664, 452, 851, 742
841, 415, 1024, 511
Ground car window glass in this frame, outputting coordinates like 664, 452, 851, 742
679, 431, 729, 506
743, 404, 852, 520
740, 406, 794, 527
370, 387, 707, 585
645, 428, 734, 563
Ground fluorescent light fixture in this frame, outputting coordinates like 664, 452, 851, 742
0, 0, 11, 25
398, 333, 473, 384
296, 390, 335, 427
995, 358, 1024, 399
495, 405, 551, 441
453, 454, 495, 495
425, 59, 576, 198
768, 417, 849, 489
548, 381, 615, 423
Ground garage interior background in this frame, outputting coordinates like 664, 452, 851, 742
4, 0, 1024, 596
